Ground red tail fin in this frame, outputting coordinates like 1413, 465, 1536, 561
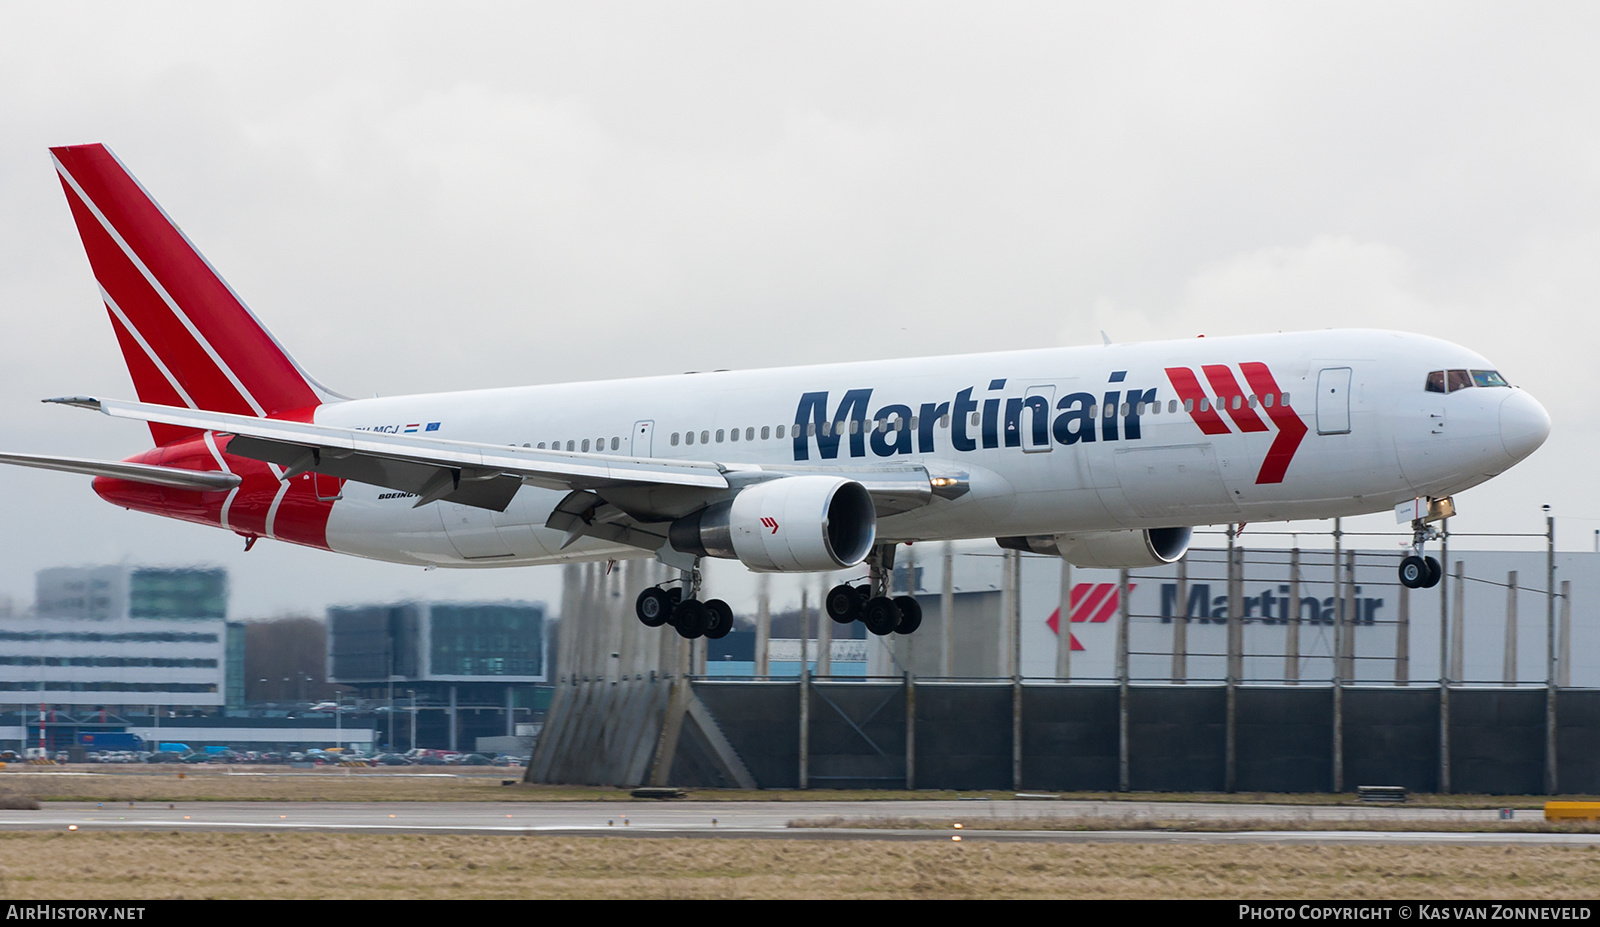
51, 144, 339, 444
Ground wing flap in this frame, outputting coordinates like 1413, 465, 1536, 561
225, 435, 524, 511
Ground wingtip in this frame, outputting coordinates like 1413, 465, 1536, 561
42, 396, 103, 411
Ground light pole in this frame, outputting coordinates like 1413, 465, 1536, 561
386, 638, 396, 752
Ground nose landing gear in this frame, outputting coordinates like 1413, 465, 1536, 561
1398, 553, 1442, 589
1398, 499, 1451, 589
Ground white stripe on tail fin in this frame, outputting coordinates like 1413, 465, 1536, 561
51, 143, 344, 444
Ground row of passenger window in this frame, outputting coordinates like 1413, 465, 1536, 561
674, 425, 785, 447
516, 437, 622, 452
520, 392, 1298, 454
661, 392, 1295, 446
1181, 392, 1292, 414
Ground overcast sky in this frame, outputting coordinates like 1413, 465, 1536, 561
1, 3, 1595, 618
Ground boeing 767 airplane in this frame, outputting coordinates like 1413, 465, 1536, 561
0, 144, 1551, 640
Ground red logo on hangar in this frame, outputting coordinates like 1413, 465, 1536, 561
1046, 582, 1135, 651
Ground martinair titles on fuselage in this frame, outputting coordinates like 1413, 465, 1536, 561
791, 371, 1163, 461
359, 373, 1183, 460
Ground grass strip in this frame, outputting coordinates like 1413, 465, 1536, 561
3, 832, 1600, 899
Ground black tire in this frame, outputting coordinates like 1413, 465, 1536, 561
862, 596, 901, 636
1399, 555, 1428, 589
893, 595, 923, 634
636, 588, 673, 627
855, 583, 872, 603
668, 587, 683, 606
826, 583, 863, 624
1424, 556, 1442, 589
673, 599, 709, 639
704, 599, 734, 639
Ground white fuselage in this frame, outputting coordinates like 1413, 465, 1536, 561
308, 329, 1548, 568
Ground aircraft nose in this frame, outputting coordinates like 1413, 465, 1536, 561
1500, 389, 1551, 463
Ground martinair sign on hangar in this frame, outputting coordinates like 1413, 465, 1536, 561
936, 548, 1600, 687
1047, 578, 1386, 653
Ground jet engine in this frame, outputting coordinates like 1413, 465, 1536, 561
669, 475, 876, 572
997, 527, 1192, 569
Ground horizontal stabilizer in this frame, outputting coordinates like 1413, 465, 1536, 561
0, 451, 241, 491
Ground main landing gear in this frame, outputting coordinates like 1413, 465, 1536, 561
632, 543, 926, 640
825, 583, 922, 636
633, 562, 734, 640
1397, 499, 1452, 590
824, 542, 922, 637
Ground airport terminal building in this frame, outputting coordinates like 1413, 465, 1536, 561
0, 565, 379, 753
1, 566, 229, 709
326, 599, 548, 752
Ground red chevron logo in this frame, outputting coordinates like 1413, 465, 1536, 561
1163, 362, 1308, 484
760, 517, 779, 534
1045, 582, 1136, 651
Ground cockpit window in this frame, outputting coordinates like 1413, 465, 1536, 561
1427, 368, 1512, 392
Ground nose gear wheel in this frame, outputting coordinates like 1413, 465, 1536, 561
1399, 554, 1442, 589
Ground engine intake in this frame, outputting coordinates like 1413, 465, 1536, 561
670, 475, 876, 572
997, 527, 1192, 568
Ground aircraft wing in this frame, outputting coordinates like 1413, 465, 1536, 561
49, 398, 959, 521
51, 397, 728, 512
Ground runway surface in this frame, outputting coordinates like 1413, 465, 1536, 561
1, 799, 1593, 845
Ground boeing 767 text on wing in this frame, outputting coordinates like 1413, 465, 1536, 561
0, 143, 1551, 639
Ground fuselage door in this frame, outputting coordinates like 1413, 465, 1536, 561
631, 420, 654, 457
1021, 385, 1055, 452
1316, 367, 1352, 435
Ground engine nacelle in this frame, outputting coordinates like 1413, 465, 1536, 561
669, 475, 876, 572
997, 527, 1192, 569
